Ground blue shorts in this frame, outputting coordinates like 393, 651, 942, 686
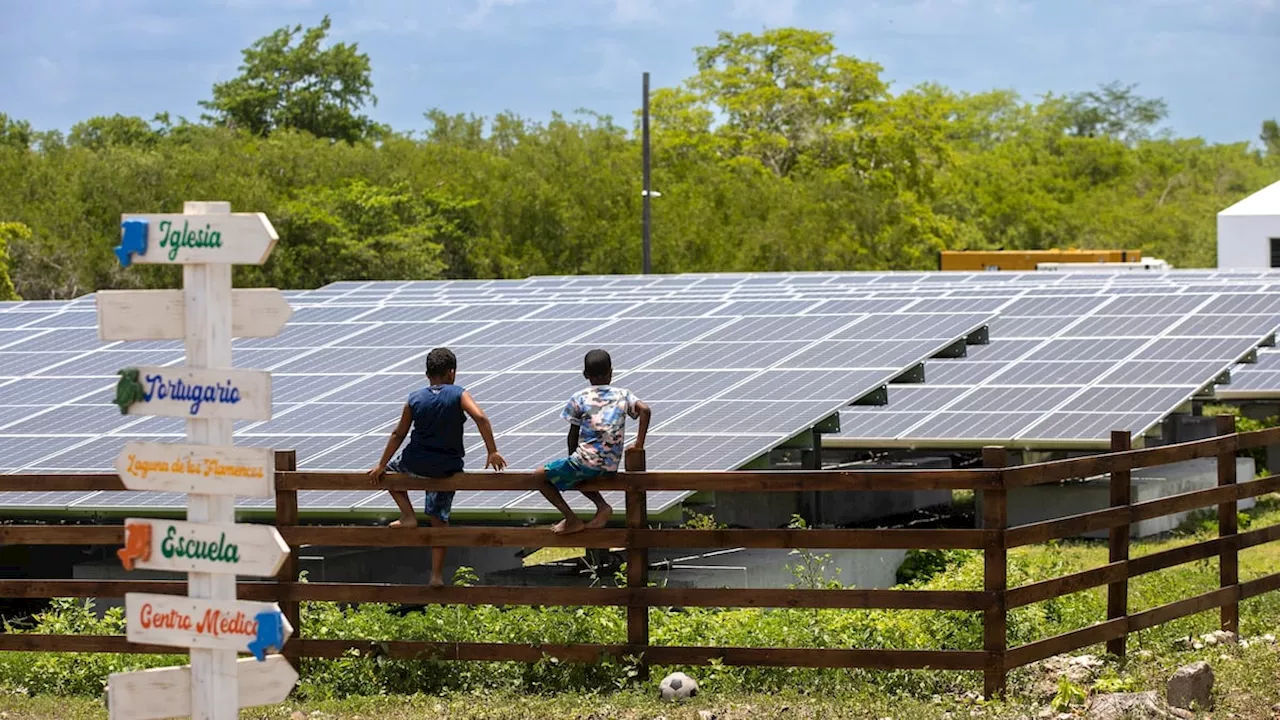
387, 456, 457, 523
543, 456, 611, 491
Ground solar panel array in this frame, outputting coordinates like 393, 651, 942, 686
3, 269, 1280, 517
833, 290, 1280, 448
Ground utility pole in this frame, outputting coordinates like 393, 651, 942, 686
641, 71, 652, 275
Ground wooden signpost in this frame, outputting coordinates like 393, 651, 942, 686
102, 201, 295, 720
118, 518, 290, 577
107, 655, 297, 720
96, 288, 292, 341
115, 441, 275, 498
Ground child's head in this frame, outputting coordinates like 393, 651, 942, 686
425, 347, 458, 384
583, 349, 612, 385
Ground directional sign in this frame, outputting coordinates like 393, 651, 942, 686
116, 212, 278, 266
124, 593, 293, 652
106, 654, 297, 720
115, 366, 272, 421
119, 518, 289, 577
115, 441, 275, 497
96, 288, 293, 341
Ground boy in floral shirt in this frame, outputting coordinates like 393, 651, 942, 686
535, 349, 651, 534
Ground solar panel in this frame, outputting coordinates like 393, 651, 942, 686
8, 269, 1280, 518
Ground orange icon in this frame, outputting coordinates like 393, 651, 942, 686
117, 522, 152, 571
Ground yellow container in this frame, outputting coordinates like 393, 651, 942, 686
940, 249, 1141, 272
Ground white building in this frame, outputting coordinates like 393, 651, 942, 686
1218, 179, 1280, 268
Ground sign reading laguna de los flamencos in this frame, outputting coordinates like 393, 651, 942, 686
113, 366, 271, 421
117, 518, 289, 577
115, 441, 275, 497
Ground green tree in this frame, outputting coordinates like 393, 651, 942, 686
1063, 81, 1168, 145
0, 114, 33, 150
200, 15, 381, 143
0, 222, 23, 300
1262, 119, 1280, 156
68, 114, 161, 151
260, 179, 480, 288
683, 28, 889, 177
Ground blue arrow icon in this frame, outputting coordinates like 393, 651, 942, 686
114, 219, 148, 268
248, 609, 286, 661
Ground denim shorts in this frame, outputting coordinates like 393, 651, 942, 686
387, 456, 457, 523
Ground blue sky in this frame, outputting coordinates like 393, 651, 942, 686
1, 0, 1276, 143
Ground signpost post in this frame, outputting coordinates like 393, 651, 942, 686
102, 201, 295, 720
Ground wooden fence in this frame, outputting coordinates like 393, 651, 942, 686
1, 416, 1279, 698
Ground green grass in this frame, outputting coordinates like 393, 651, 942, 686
1, 641, 1278, 720
521, 546, 584, 566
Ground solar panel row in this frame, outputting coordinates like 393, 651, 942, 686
3, 269, 1279, 517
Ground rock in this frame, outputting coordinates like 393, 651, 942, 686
1192, 641, 1204, 650
1033, 654, 1106, 700
1136, 649, 1155, 660
1207, 630, 1237, 645
1263, 633, 1277, 643
699, 712, 717, 720
1087, 692, 1172, 720
1166, 661, 1214, 710
289, 713, 307, 720
1037, 709, 1054, 719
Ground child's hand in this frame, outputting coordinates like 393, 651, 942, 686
485, 452, 507, 472
368, 464, 387, 484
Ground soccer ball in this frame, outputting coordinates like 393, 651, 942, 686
659, 671, 698, 701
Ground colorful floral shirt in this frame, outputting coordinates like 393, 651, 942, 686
561, 385, 641, 472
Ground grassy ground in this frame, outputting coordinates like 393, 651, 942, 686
1, 638, 1277, 720
1, 497, 1277, 719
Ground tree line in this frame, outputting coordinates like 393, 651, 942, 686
0, 19, 1277, 300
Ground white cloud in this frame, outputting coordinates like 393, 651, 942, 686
459, 0, 533, 29
611, 0, 661, 24
730, 0, 798, 26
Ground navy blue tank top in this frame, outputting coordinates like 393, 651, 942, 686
398, 384, 466, 477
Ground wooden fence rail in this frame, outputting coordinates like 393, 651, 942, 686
2, 424, 1279, 698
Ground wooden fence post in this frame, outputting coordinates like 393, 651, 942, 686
1106, 430, 1132, 659
273, 450, 301, 666
1216, 415, 1239, 635
624, 447, 650, 681
981, 446, 1008, 700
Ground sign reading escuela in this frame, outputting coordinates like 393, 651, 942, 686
118, 518, 290, 578
117, 366, 272, 421
124, 593, 293, 653
115, 441, 274, 497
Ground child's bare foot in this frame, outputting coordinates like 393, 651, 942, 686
551, 517, 585, 535
389, 515, 418, 529
429, 576, 445, 588
585, 505, 611, 529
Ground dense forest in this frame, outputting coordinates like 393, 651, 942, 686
1, 19, 1278, 300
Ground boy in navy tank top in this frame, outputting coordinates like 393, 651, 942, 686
369, 348, 506, 586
